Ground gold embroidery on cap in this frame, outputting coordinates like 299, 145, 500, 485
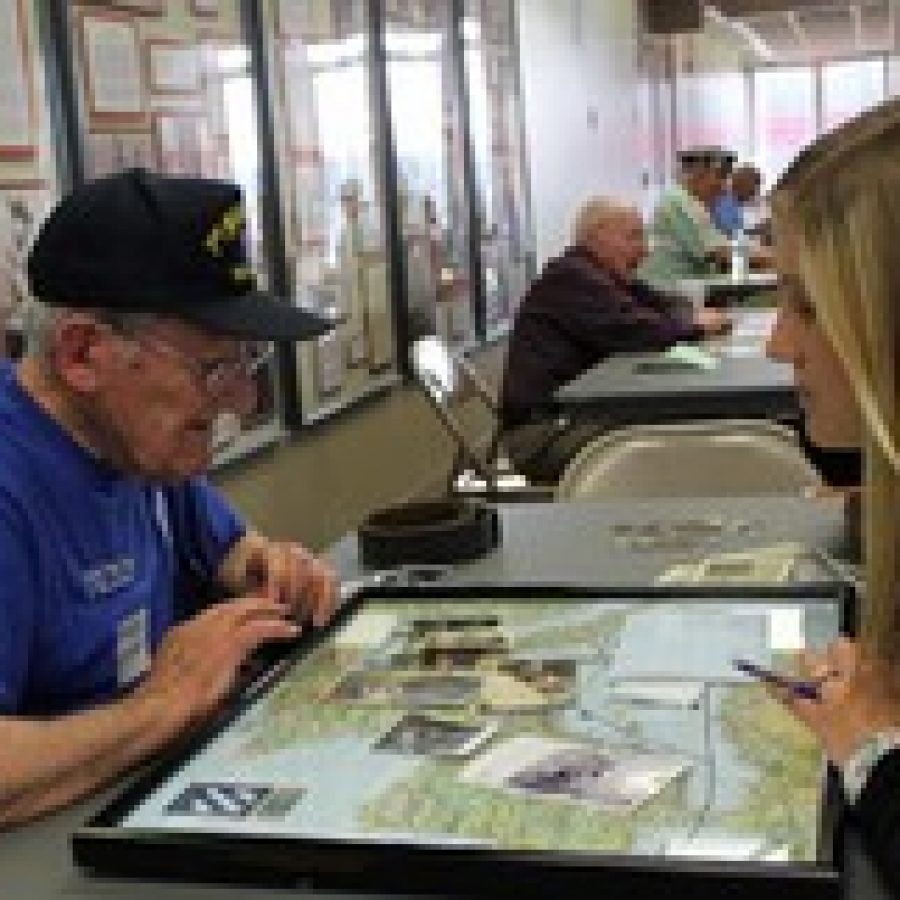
231, 265, 256, 287
204, 203, 246, 258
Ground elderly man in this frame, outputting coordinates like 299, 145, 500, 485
711, 163, 763, 238
0, 170, 338, 827
638, 148, 734, 288
500, 197, 728, 483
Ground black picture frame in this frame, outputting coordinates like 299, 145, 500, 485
73, 582, 854, 899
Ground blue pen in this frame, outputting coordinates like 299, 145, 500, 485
732, 658, 824, 701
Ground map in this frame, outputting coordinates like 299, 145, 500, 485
122, 593, 839, 864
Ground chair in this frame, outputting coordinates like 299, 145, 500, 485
410, 336, 520, 493
554, 420, 821, 501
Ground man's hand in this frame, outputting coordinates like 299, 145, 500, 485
695, 307, 731, 336
137, 597, 300, 730
221, 534, 338, 628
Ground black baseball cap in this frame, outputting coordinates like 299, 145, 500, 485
27, 169, 332, 342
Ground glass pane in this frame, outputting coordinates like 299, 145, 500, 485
753, 66, 816, 188
676, 71, 749, 159
0, 0, 59, 358
384, 0, 475, 350
269, 0, 397, 421
821, 58, 884, 133
463, 0, 533, 339
68, 0, 280, 452
121, 589, 841, 869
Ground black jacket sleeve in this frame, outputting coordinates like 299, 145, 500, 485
851, 749, 900, 897
540, 260, 700, 357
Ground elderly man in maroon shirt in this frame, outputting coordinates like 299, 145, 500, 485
500, 198, 729, 483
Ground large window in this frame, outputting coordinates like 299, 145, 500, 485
384, 0, 475, 349
821, 58, 884, 133
753, 67, 817, 188
676, 71, 749, 158
670, 57, 893, 191
463, 0, 532, 339
270, 0, 398, 424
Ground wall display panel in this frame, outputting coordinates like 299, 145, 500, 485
74, 584, 847, 897
0, 0, 38, 161
462, 0, 533, 340
383, 0, 476, 349
0, 0, 60, 353
69, 0, 284, 460
269, 0, 398, 424
635, 41, 675, 221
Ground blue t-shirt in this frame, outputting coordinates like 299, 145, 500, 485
0, 362, 245, 715
711, 191, 744, 238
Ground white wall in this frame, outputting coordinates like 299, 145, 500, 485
518, 0, 644, 266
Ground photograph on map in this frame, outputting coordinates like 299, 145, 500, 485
479, 658, 576, 711
373, 713, 499, 757
462, 736, 691, 811
327, 669, 482, 708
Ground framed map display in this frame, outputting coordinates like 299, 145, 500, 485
73, 583, 849, 898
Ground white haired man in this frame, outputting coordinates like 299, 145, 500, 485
500, 198, 728, 482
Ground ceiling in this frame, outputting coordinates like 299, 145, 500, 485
704, 1, 896, 62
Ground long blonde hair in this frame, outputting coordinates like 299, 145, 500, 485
772, 100, 900, 661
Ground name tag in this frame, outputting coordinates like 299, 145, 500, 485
117, 607, 150, 689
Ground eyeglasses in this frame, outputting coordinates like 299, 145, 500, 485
108, 326, 273, 398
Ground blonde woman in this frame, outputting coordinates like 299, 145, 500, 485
765, 98, 900, 893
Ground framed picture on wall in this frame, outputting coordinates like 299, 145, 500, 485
277, 0, 333, 39
190, 0, 221, 18
86, 130, 155, 178
153, 111, 211, 176
79, 11, 148, 129
146, 39, 202, 95
79, 0, 165, 14
312, 329, 344, 399
362, 253, 394, 373
0, 0, 38, 161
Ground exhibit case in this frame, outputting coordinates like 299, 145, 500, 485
63, 0, 284, 463
0, 0, 61, 357
74, 583, 850, 898
461, 0, 533, 340
383, 0, 477, 350
264, 0, 400, 425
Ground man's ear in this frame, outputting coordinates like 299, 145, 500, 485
51, 315, 118, 393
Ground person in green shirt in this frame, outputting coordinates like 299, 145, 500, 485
638, 149, 733, 289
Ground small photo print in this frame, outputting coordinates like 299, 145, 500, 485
374, 713, 499, 757
164, 782, 305, 820
328, 670, 482, 709
407, 615, 502, 637
461, 736, 690, 811
480, 659, 576, 711
395, 617, 510, 670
